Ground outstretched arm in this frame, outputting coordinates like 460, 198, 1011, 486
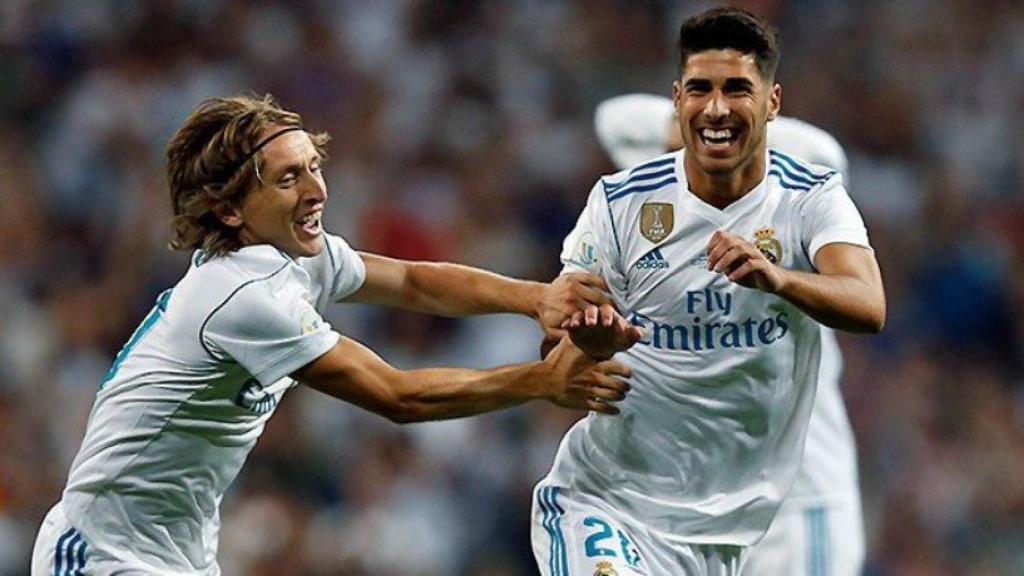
343, 252, 613, 321
294, 335, 631, 423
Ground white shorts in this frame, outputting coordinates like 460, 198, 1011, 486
744, 493, 865, 576
32, 502, 92, 576
32, 501, 160, 576
530, 484, 746, 576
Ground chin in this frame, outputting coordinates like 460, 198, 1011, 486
696, 154, 741, 175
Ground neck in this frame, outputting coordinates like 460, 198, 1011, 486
684, 147, 767, 209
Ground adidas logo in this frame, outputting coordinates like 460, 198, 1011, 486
636, 248, 670, 270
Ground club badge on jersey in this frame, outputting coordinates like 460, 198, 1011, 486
753, 226, 783, 264
593, 560, 620, 576
640, 203, 673, 243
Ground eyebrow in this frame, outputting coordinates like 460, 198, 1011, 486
723, 77, 755, 91
683, 77, 757, 91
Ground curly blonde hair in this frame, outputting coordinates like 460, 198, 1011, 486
166, 94, 329, 257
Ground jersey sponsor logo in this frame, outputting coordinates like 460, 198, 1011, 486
629, 288, 789, 351
635, 248, 669, 270
235, 378, 279, 415
639, 202, 673, 243
593, 561, 619, 576
754, 226, 783, 264
573, 231, 599, 269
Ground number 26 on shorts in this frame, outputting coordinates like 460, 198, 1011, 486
583, 516, 642, 569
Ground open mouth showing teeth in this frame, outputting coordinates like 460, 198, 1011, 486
699, 128, 739, 146
296, 211, 322, 235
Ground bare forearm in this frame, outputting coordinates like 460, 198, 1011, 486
388, 363, 546, 423
402, 261, 543, 317
775, 269, 885, 333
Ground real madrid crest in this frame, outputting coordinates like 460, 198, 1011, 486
754, 226, 783, 264
640, 202, 674, 244
593, 561, 620, 576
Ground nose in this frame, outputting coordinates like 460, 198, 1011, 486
703, 90, 729, 121
303, 169, 327, 203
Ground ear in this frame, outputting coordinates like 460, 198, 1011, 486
212, 202, 243, 228
672, 80, 683, 114
767, 83, 782, 121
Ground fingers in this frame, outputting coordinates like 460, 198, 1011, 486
575, 284, 613, 308
596, 360, 632, 378
711, 245, 750, 274
586, 398, 621, 415
728, 259, 759, 283
587, 380, 628, 402
566, 272, 610, 292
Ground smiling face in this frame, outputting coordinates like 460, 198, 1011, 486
673, 49, 780, 179
219, 127, 327, 258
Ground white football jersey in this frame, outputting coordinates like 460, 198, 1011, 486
547, 148, 871, 545
594, 94, 861, 505
60, 233, 365, 574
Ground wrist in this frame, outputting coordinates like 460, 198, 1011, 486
527, 358, 556, 400
524, 281, 547, 319
770, 266, 791, 294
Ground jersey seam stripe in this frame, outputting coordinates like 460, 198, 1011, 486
101, 289, 173, 388
603, 157, 675, 189
53, 527, 74, 576
72, 536, 87, 576
606, 175, 678, 202
771, 150, 835, 181
769, 158, 830, 187
63, 532, 80, 576
821, 508, 830, 576
603, 189, 624, 259
552, 488, 569, 576
768, 169, 813, 192
603, 166, 675, 193
768, 169, 812, 191
539, 487, 559, 576
198, 261, 292, 361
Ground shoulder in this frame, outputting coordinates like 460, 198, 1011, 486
767, 148, 841, 196
600, 152, 679, 206
186, 246, 301, 324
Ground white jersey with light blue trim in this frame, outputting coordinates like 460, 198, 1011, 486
547, 149, 871, 546
60, 233, 365, 574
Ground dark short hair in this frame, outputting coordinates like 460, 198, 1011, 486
677, 7, 780, 80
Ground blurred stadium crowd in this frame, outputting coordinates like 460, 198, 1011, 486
2, 0, 1023, 574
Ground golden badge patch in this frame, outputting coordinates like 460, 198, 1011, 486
640, 202, 673, 243
593, 561, 620, 576
754, 226, 783, 264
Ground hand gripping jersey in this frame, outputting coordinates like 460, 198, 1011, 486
59, 234, 365, 574
547, 149, 871, 545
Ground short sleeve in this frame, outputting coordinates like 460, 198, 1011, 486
801, 176, 872, 265
202, 285, 340, 385
559, 181, 626, 293
323, 233, 367, 301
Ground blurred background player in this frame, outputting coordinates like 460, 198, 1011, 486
530, 9, 884, 575
30, 95, 638, 575
594, 93, 863, 575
